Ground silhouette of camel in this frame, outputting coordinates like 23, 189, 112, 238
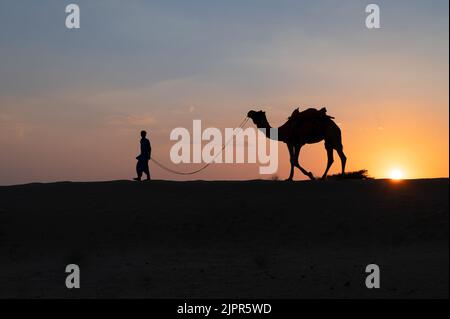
247, 108, 346, 181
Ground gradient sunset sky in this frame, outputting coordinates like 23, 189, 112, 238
0, 0, 448, 185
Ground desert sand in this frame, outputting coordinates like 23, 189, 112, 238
0, 178, 448, 298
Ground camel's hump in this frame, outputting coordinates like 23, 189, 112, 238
289, 107, 335, 121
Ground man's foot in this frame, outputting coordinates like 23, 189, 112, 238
133, 177, 141, 181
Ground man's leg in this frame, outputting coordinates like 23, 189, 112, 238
143, 161, 151, 180
134, 161, 143, 181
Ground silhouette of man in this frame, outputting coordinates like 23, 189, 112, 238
134, 130, 151, 181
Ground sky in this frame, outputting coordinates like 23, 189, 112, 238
0, 0, 448, 185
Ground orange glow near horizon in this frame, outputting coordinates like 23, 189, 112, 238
389, 169, 404, 180
0, 93, 448, 185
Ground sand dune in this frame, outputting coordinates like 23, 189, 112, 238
0, 178, 448, 298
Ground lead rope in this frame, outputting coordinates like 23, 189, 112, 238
150, 116, 250, 175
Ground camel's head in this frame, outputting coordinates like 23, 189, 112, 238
247, 110, 267, 126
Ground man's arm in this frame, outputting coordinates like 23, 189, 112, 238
147, 140, 151, 159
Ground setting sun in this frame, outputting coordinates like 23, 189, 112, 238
390, 169, 404, 180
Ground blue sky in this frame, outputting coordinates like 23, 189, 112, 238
1, 0, 447, 95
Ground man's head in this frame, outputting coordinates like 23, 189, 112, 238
140, 130, 147, 138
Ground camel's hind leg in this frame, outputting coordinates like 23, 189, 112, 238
321, 145, 334, 180
324, 119, 346, 177
336, 145, 347, 176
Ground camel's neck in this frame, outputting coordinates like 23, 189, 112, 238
255, 117, 271, 130
255, 117, 277, 140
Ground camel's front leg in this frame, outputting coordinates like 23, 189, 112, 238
294, 145, 315, 180
286, 143, 295, 181
321, 146, 334, 180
